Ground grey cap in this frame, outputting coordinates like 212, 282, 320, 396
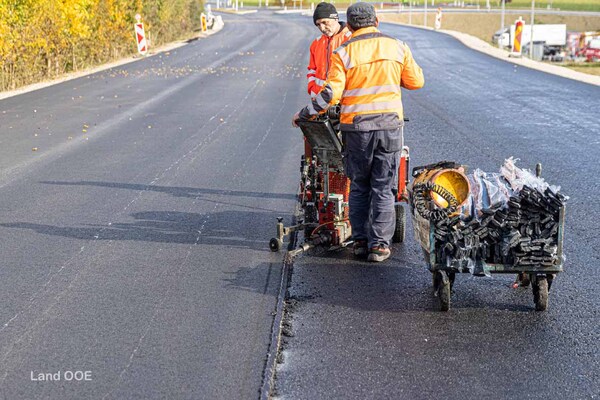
346, 2, 377, 30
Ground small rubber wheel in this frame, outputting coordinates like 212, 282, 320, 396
269, 238, 283, 252
532, 275, 549, 311
433, 271, 451, 312
438, 281, 451, 312
393, 204, 406, 243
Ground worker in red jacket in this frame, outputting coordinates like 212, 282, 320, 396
303, 3, 352, 161
307, 2, 352, 97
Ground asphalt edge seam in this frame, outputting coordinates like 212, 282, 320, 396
259, 206, 300, 400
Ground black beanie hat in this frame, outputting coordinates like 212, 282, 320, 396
346, 2, 376, 30
313, 2, 339, 25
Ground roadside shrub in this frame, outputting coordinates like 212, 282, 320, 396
0, 0, 204, 91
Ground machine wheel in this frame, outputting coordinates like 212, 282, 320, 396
531, 274, 549, 311
393, 204, 406, 243
269, 238, 283, 252
433, 271, 451, 312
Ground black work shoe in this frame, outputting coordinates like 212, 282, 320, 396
353, 240, 368, 257
367, 246, 391, 262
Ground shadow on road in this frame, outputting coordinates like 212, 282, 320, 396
40, 180, 297, 201
290, 244, 537, 313
223, 262, 282, 297
0, 210, 281, 250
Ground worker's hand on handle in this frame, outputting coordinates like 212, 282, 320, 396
292, 112, 300, 128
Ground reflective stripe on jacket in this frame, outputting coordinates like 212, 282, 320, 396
300, 27, 424, 132
306, 23, 352, 97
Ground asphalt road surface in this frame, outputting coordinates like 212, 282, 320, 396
0, 10, 598, 400
0, 11, 309, 400
275, 14, 600, 400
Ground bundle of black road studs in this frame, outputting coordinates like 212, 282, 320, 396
413, 158, 567, 275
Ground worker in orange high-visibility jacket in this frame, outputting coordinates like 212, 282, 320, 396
307, 2, 352, 98
293, 2, 424, 263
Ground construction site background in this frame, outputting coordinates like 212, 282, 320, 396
377, 12, 600, 75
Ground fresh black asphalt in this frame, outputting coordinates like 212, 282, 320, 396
0, 10, 598, 400
0, 11, 308, 400
275, 15, 599, 400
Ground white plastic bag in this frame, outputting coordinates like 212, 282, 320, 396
500, 157, 561, 194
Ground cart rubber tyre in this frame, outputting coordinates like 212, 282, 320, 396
433, 271, 451, 312
269, 238, 283, 252
438, 281, 451, 312
393, 204, 406, 243
532, 275, 549, 311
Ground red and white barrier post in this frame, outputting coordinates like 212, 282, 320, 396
134, 14, 148, 56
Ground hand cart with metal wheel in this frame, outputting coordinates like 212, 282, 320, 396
410, 163, 565, 312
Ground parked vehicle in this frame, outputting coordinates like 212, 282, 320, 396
520, 41, 567, 61
492, 24, 567, 52
492, 27, 511, 47
578, 31, 600, 49
578, 38, 600, 62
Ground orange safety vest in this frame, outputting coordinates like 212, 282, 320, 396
306, 23, 352, 97
300, 27, 424, 132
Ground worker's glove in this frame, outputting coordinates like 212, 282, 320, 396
292, 112, 301, 127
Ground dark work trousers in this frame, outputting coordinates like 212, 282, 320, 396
342, 128, 403, 249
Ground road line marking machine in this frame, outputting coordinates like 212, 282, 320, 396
269, 108, 409, 259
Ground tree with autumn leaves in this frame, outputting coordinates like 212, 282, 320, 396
0, 0, 203, 91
